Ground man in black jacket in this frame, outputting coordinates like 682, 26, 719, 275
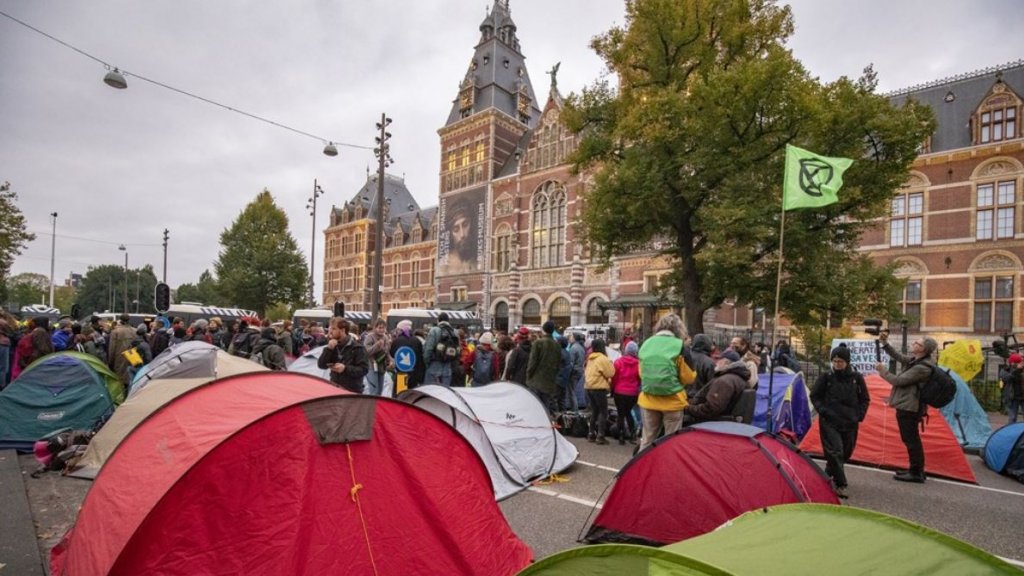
683, 349, 749, 424
688, 334, 718, 396
390, 319, 425, 392
1000, 353, 1023, 425
810, 345, 870, 498
318, 318, 369, 393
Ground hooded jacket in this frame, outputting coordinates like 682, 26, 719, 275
251, 329, 286, 371
811, 366, 870, 429
879, 342, 928, 412
611, 354, 641, 396
689, 334, 718, 390
584, 352, 615, 391
684, 360, 750, 422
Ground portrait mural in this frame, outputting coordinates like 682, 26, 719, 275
438, 188, 486, 275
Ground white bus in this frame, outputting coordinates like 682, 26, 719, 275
385, 308, 482, 335
291, 309, 373, 331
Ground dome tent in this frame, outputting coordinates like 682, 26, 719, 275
128, 340, 264, 397
0, 352, 121, 451
400, 382, 578, 500
939, 369, 992, 451
984, 422, 1024, 483
520, 504, 1020, 575
52, 372, 531, 575
584, 422, 837, 546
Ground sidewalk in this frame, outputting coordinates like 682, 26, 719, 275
0, 451, 89, 575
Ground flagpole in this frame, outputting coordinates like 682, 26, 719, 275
767, 202, 787, 434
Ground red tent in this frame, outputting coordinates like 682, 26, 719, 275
585, 422, 838, 545
51, 372, 531, 575
801, 374, 976, 483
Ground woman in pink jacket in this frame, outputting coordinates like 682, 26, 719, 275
611, 341, 641, 444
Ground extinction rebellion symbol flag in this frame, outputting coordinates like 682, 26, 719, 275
782, 144, 854, 211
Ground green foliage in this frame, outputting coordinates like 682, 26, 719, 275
264, 302, 294, 322
794, 324, 855, 368
7, 272, 49, 308
176, 270, 225, 306
0, 182, 37, 302
75, 264, 158, 317
53, 285, 76, 314
563, 0, 934, 334
214, 189, 308, 316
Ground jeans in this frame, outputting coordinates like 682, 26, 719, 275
424, 361, 453, 386
613, 393, 639, 440
896, 409, 925, 475
1008, 398, 1021, 424
587, 390, 609, 438
363, 370, 384, 396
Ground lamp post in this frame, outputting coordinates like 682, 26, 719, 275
306, 179, 324, 307
370, 114, 392, 320
162, 229, 169, 284
118, 244, 128, 315
48, 212, 57, 308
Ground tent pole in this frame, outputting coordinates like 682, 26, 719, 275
768, 206, 787, 434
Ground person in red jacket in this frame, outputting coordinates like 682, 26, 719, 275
611, 341, 641, 444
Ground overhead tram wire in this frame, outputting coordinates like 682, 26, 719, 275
0, 9, 372, 154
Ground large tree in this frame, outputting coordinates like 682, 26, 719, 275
214, 189, 308, 315
7, 272, 49, 308
176, 269, 225, 306
75, 264, 158, 316
563, 0, 933, 334
0, 182, 37, 303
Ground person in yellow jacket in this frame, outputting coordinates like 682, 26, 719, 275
637, 314, 695, 452
584, 339, 616, 444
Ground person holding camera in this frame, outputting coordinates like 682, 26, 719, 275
875, 332, 938, 484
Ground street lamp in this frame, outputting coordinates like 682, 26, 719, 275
370, 114, 392, 320
118, 244, 128, 315
306, 179, 324, 307
49, 212, 57, 308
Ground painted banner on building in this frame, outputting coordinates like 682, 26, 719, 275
830, 339, 891, 374
438, 188, 486, 275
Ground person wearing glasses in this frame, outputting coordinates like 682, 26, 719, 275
875, 333, 938, 484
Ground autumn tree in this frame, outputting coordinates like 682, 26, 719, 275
564, 0, 933, 334
0, 182, 37, 303
214, 189, 308, 315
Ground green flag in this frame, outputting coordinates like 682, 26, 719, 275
783, 144, 854, 210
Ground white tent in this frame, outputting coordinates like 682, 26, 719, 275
289, 345, 393, 396
400, 382, 578, 500
130, 341, 263, 398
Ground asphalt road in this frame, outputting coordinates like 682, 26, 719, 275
500, 436, 1024, 567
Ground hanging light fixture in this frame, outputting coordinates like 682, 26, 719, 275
323, 142, 339, 157
103, 68, 127, 89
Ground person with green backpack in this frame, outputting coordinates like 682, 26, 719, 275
637, 314, 696, 452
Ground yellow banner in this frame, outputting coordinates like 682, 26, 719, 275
938, 339, 984, 382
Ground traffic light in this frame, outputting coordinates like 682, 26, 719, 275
333, 300, 345, 318
154, 282, 171, 314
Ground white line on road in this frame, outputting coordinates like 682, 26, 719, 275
575, 460, 621, 473
526, 486, 602, 509
809, 458, 1024, 498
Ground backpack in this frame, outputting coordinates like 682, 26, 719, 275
471, 348, 494, 385
252, 350, 266, 366
919, 364, 957, 409
231, 332, 253, 357
435, 324, 460, 362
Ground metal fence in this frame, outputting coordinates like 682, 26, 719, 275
701, 327, 1010, 413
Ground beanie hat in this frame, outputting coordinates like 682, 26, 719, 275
830, 345, 851, 363
397, 319, 413, 334
480, 332, 494, 346
542, 320, 556, 334
1009, 353, 1023, 364
625, 341, 639, 357
516, 326, 530, 338
719, 349, 741, 363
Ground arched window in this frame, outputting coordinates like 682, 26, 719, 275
586, 298, 607, 324
493, 224, 513, 272
522, 299, 541, 325
549, 297, 570, 330
494, 301, 509, 333
531, 182, 567, 268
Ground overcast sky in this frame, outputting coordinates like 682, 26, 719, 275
3, 1, 1022, 305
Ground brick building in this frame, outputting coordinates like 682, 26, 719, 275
861, 60, 1024, 341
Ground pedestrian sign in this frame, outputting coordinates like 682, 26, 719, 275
394, 346, 416, 373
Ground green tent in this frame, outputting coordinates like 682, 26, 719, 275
24, 351, 125, 405
519, 504, 1019, 575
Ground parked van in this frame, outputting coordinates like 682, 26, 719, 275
291, 309, 373, 332
385, 308, 483, 335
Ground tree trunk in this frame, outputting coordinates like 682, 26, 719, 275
676, 222, 706, 336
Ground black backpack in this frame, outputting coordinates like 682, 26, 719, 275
919, 365, 957, 409
435, 324, 460, 362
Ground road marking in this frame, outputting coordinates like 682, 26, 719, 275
810, 458, 1024, 498
526, 486, 602, 509
576, 460, 621, 473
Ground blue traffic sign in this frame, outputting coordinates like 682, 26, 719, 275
394, 346, 416, 373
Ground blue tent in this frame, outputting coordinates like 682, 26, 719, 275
0, 354, 114, 451
753, 372, 811, 440
939, 370, 992, 451
984, 422, 1024, 483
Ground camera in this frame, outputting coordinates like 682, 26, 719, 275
863, 318, 888, 339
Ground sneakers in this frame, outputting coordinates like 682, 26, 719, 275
587, 434, 596, 443
595, 436, 608, 445
834, 485, 848, 499
893, 471, 926, 483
